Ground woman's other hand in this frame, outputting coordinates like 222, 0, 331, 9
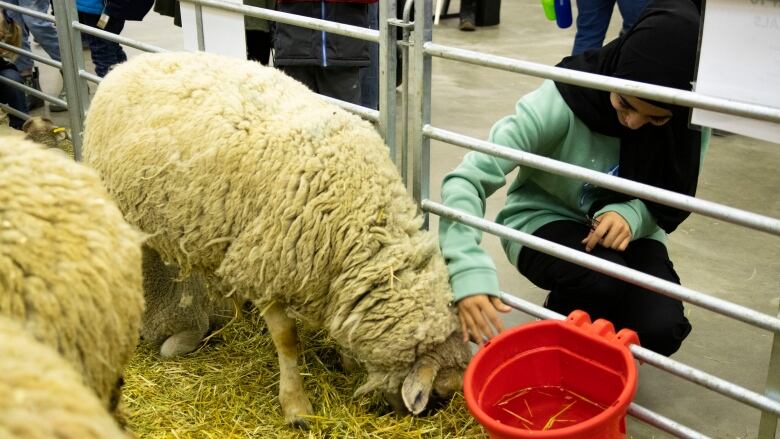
456, 294, 512, 346
581, 211, 632, 252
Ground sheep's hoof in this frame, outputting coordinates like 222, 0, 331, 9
288, 417, 310, 430
160, 329, 205, 358
282, 396, 313, 429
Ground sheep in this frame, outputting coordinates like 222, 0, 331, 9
141, 243, 235, 358
0, 317, 129, 439
82, 51, 471, 427
22, 116, 75, 159
0, 136, 145, 412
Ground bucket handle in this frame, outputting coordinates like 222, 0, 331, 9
566, 310, 640, 348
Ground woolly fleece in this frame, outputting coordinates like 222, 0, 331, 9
83, 51, 467, 387
0, 317, 129, 439
0, 136, 145, 408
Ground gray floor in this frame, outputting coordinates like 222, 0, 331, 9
24, 1, 780, 438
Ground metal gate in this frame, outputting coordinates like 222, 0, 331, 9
0, 0, 777, 437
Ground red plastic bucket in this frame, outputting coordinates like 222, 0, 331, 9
464, 311, 640, 439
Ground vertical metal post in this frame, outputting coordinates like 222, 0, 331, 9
400, 0, 414, 187
52, 0, 90, 161
378, 0, 398, 167
759, 304, 780, 438
409, 0, 432, 228
195, 3, 206, 51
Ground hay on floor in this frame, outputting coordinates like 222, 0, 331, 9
123, 313, 486, 438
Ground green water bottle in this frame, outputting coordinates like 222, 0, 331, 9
541, 0, 556, 20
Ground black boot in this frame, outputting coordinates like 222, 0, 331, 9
22, 66, 43, 110
459, 0, 477, 31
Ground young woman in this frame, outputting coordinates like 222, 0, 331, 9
439, 0, 706, 356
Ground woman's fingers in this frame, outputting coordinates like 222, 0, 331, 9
490, 295, 512, 313
457, 295, 510, 345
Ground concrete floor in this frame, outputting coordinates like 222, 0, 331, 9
25, 1, 780, 437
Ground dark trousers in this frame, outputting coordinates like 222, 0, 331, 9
517, 220, 692, 356
78, 12, 127, 77
0, 67, 28, 129
278, 65, 361, 105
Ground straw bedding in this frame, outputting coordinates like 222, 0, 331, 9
123, 311, 485, 438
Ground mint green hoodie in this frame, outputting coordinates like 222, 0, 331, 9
439, 80, 709, 302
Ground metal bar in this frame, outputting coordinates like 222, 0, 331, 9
52, 2, 90, 160
317, 94, 379, 123
0, 75, 62, 106
195, 3, 206, 51
425, 125, 780, 237
399, 2, 412, 186
79, 70, 102, 85
378, 0, 398, 166
0, 102, 29, 121
499, 293, 780, 418
409, 0, 432, 228
0, 0, 54, 22
628, 404, 713, 439
424, 200, 780, 333
759, 304, 780, 438
424, 42, 780, 125
73, 23, 168, 54
0, 42, 62, 69
179, 0, 379, 42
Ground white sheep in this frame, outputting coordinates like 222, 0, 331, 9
0, 317, 129, 439
0, 136, 145, 413
83, 51, 471, 426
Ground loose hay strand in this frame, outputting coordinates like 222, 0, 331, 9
123, 313, 485, 438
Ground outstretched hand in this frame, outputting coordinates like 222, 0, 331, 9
581, 211, 632, 252
457, 294, 512, 347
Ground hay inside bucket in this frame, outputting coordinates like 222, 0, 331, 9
123, 312, 485, 438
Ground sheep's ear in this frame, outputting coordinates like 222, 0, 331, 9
401, 360, 437, 415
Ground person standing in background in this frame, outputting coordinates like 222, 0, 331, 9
571, 0, 648, 55
5, 0, 66, 111
76, 0, 128, 77
273, 0, 377, 105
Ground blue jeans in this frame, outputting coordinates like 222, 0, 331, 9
0, 67, 28, 129
572, 0, 648, 55
78, 12, 127, 78
359, 2, 379, 110
6, 0, 62, 73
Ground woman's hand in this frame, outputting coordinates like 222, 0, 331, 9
581, 211, 632, 252
457, 294, 512, 346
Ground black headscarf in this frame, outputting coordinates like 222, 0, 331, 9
555, 0, 702, 233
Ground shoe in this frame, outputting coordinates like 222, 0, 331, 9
459, 17, 476, 31
49, 89, 67, 113
22, 67, 44, 110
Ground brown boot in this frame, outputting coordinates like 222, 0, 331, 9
459, 0, 477, 31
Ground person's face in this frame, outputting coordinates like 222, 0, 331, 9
610, 92, 673, 130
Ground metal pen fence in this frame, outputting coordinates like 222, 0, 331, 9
0, 0, 776, 437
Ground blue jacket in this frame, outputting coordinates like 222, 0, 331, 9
77, 0, 105, 15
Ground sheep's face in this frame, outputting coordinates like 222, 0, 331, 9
376, 332, 470, 415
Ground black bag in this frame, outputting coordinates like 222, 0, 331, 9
105, 0, 155, 21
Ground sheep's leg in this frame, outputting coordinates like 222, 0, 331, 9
262, 302, 313, 428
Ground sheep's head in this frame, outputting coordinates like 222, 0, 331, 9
355, 330, 471, 415
22, 117, 74, 159
344, 230, 471, 414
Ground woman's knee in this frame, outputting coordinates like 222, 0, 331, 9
634, 311, 692, 356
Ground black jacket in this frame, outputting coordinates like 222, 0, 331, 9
273, 1, 370, 67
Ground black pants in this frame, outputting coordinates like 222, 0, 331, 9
517, 220, 692, 356
278, 65, 361, 105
